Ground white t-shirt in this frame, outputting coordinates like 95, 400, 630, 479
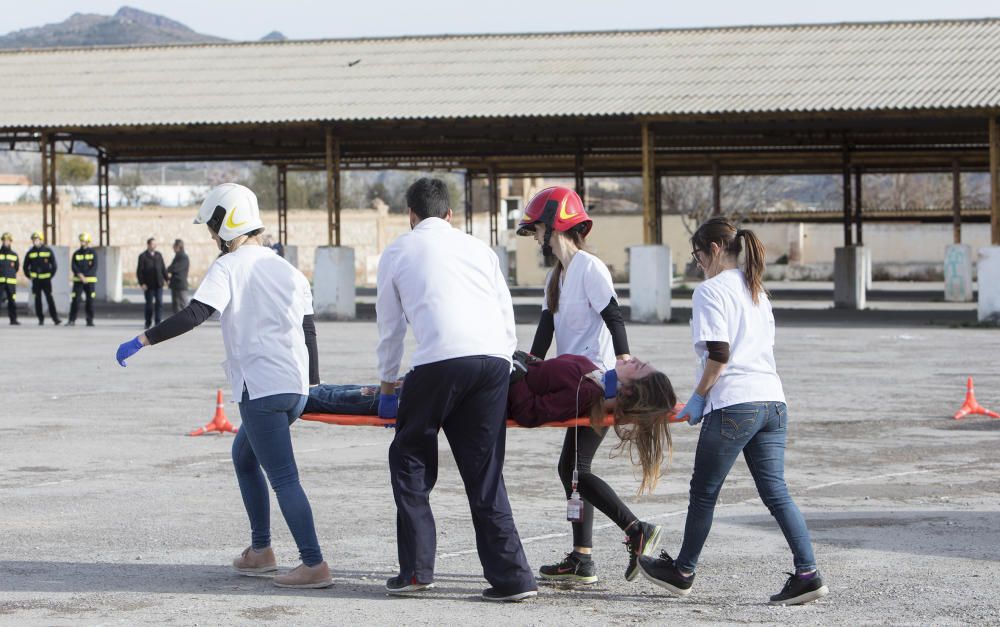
193, 244, 314, 401
543, 250, 617, 372
375, 217, 517, 382
690, 268, 785, 414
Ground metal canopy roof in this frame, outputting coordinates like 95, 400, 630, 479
2, 19, 1000, 127
0, 18, 997, 176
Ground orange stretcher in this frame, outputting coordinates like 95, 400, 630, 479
301, 403, 686, 428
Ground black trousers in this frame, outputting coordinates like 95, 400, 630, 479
69, 282, 96, 323
31, 279, 59, 323
1, 284, 17, 322
143, 287, 163, 327
557, 426, 639, 548
388, 356, 535, 591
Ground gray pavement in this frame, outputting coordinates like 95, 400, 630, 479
1, 318, 999, 625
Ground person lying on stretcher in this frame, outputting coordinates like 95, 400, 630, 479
305, 351, 676, 482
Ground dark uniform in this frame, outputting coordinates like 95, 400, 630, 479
0, 242, 19, 324
24, 243, 60, 325
68, 245, 98, 326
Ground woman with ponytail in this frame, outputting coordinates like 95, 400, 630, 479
638, 217, 828, 606
515, 186, 661, 586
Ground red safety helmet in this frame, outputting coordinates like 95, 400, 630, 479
516, 186, 592, 237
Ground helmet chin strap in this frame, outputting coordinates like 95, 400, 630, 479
541, 225, 554, 258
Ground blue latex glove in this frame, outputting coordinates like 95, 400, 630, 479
378, 393, 398, 419
678, 391, 707, 426
116, 336, 144, 367
602, 368, 618, 399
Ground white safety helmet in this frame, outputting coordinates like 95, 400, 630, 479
194, 183, 265, 246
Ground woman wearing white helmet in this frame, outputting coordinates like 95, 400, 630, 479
115, 183, 331, 589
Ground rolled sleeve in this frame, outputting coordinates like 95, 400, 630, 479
691, 285, 729, 350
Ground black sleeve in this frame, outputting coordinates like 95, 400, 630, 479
50, 250, 57, 275
71, 253, 83, 275
145, 299, 215, 345
302, 314, 320, 386
705, 340, 731, 364
530, 309, 555, 358
599, 297, 630, 357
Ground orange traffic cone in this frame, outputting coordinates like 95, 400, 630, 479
953, 377, 999, 420
189, 389, 239, 436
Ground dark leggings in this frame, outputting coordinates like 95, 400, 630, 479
557, 426, 638, 548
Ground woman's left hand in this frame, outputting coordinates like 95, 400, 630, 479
677, 391, 706, 426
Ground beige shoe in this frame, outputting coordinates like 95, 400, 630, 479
273, 561, 333, 589
233, 546, 278, 576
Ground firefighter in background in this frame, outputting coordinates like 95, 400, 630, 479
0, 232, 19, 325
68, 232, 98, 327
23, 231, 61, 326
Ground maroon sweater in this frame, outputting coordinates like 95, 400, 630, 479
507, 354, 604, 427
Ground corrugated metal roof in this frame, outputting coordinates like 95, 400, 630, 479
1, 18, 999, 128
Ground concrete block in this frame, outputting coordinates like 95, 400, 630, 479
834, 245, 866, 309
944, 244, 974, 302
863, 246, 873, 289
629, 245, 672, 323
313, 246, 355, 320
94, 246, 123, 302
492, 245, 510, 285
977, 246, 1000, 323
283, 245, 299, 269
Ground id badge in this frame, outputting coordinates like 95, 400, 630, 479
566, 491, 583, 522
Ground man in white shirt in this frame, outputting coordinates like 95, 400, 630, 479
376, 178, 537, 602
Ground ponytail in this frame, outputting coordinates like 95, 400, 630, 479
692, 218, 769, 304
736, 228, 768, 305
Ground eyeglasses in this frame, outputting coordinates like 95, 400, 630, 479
690, 249, 704, 262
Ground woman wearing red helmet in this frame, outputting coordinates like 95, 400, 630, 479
516, 186, 664, 585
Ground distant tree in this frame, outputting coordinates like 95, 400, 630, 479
114, 168, 143, 206
57, 155, 96, 185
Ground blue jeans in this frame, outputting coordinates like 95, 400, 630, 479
232, 389, 323, 566
305, 384, 380, 415
677, 401, 817, 573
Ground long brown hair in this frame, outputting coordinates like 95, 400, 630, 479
691, 217, 768, 304
587, 370, 676, 495
545, 227, 588, 313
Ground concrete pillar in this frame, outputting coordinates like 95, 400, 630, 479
629, 245, 672, 323
283, 245, 299, 269
944, 244, 974, 303
29, 245, 70, 318
787, 223, 804, 264
313, 246, 355, 320
834, 245, 867, 309
863, 246, 873, 289
492, 245, 510, 284
977, 247, 1000, 323
94, 246, 123, 302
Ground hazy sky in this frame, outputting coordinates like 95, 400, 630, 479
3, 0, 999, 41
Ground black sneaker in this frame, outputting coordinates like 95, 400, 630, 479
86, 321, 95, 327
638, 552, 694, 596
624, 521, 663, 582
538, 552, 598, 584
66, 320, 76, 326
482, 586, 538, 602
769, 571, 829, 605
385, 574, 435, 594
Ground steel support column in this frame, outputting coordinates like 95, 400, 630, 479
325, 128, 341, 247
712, 161, 721, 216
574, 146, 585, 205
464, 172, 473, 236
277, 164, 288, 246
98, 152, 110, 246
842, 147, 853, 247
853, 166, 863, 245
488, 165, 499, 247
952, 159, 962, 244
641, 122, 657, 244
990, 117, 1000, 245
40, 135, 58, 245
